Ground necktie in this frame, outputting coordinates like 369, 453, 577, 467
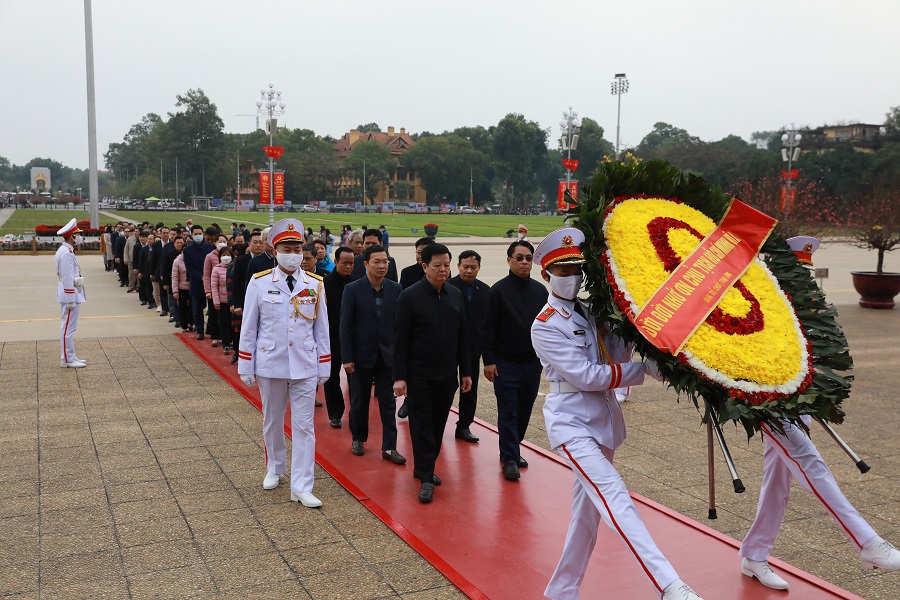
574, 303, 586, 320
286, 275, 295, 292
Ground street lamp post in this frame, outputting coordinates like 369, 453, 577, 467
559, 106, 582, 219
610, 73, 629, 158
256, 83, 286, 226
780, 126, 802, 224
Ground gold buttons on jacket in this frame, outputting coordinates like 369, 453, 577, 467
289, 342, 293, 347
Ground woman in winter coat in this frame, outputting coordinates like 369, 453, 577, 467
172, 252, 193, 332
210, 246, 233, 352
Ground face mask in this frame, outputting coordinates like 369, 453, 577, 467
216, 242, 227, 250
220, 255, 232, 265
73, 235, 84, 245
276, 252, 303, 272
549, 274, 582, 300
192, 235, 203, 244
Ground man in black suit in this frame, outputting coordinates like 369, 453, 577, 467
341, 244, 405, 465
398, 237, 434, 290
447, 250, 491, 443
323, 247, 358, 428
113, 228, 129, 286
351, 229, 398, 281
136, 231, 153, 307
247, 226, 277, 279
148, 231, 163, 313
229, 230, 265, 364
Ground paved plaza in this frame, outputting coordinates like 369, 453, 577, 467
0, 239, 898, 598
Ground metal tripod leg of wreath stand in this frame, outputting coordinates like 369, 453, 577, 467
814, 417, 871, 474
705, 402, 745, 520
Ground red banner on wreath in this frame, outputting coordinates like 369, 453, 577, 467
557, 180, 578, 211
632, 199, 777, 354
259, 172, 271, 205
273, 172, 285, 205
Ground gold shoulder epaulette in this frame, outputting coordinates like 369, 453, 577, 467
305, 270, 323, 281
253, 269, 273, 279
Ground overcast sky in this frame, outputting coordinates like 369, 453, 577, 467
1, 0, 898, 170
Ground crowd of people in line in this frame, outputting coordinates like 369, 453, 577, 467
71, 217, 900, 600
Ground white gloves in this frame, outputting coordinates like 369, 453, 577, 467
643, 359, 664, 382
317, 376, 329, 386
66, 302, 76, 310
240, 374, 256, 386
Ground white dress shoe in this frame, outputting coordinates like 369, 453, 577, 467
860, 536, 900, 570
262, 472, 281, 490
661, 580, 703, 599
741, 558, 789, 590
290, 492, 322, 508
74, 357, 87, 364
60, 360, 86, 368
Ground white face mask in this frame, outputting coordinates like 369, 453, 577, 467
72, 235, 84, 245
216, 242, 227, 250
192, 235, 203, 244
276, 252, 303, 272
221, 255, 232, 265
549, 274, 582, 300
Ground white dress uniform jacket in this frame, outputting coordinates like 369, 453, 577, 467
56, 242, 87, 304
238, 268, 331, 379
531, 295, 645, 451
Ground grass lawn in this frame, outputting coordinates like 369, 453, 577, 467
1, 208, 568, 238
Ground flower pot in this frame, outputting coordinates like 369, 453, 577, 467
424, 226, 438, 237
850, 271, 900, 309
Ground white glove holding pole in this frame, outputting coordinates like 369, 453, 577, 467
241, 374, 256, 386
66, 302, 76, 310
643, 359, 664, 382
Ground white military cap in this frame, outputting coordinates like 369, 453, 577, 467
534, 227, 586, 270
270, 218, 305, 246
786, 235, 819, 265
57, 218, 81, 237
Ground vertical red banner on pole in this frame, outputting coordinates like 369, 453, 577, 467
259, 172, 271, 205
557, 180, 579, 211
273, 172, 285, 205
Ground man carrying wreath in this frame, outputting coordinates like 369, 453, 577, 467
531, 227, 702, 600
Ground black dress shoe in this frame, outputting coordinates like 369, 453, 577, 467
351, 440, 365, 456
147, 304, 156, 310
329, 418, 342, 428
140, 301, 148, 305
518, 457, 529, 468
381, 450, 407, 465
503, 461, 521, 481
159, 311, 168, 317
397, 402, 409, 418
174, 322, 182, 328
413, 473, 441, 486
196, 332, 205, 341
230, 354, 238, 365
455, 428, 479, 443
418, 482, 434, 503
168, 317, 176, 322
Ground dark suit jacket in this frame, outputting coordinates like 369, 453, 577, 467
247, 252, 277, 281
399, 262, 424, 289
138, 244, 153, 277
340, 276, 402, 369
161, 245, 179, 290
149, 239, 163, 278
182, 241, 215, 295
351, 253, 398, 282
230, 252, 253, 309
447, 275, 491, 361
113, 235, 126, 261
323, 271, 359, 360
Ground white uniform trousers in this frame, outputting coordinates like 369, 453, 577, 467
740, 421, 876, 562
59, 303, 81, 363
546, 437, 679, 600
258, 375, 317, 494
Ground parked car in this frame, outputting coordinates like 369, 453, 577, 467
459, 206, 478, 214
329, 203, 355, 213
301, 204, 320, 213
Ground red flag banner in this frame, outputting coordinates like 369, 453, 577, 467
632, 199, 777, 353
259, 172, 271, 205
273, 172, 285, 205
557, 180, 579, 211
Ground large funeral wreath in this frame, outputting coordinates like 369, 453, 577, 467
568, 160, 853, 437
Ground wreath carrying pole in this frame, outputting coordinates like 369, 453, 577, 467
706, 417, 716, 520
704, 400, 745, 519
815, 418, 870, 474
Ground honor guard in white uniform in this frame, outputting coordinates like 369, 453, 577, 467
55, 218, 87, 368
531, 227, 702, 600
738, 236, 900, 590
238, 218, 331, 508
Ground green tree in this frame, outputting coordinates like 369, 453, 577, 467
164, 89, 225, 197
127, 174, 163, 199
490, 113, 548, 209
343, 140, 395, 203
884, 106, 900, 141
400, 135, 490, 203
635, 122, 695, 159
356, 123, 381, 133
568, 117, 614, 183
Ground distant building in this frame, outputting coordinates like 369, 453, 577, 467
803, 124, 884, 154
333, 126, 426, 204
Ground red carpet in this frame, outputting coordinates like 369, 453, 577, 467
178, 332, 862, 599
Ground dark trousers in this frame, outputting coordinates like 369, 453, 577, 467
408, 376, 458, 483
190, 292, 206, 333
117, 261, 128, 285
177, 292, 193, 329
494, 357, 543, 464
206, 298, 219, 339
457, 358, 481, 429
138, 275, 149, 302
168, 289, 179, 322
324, 350, 347, 421
217, 302, 232, 347
349, 355, 397, 451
